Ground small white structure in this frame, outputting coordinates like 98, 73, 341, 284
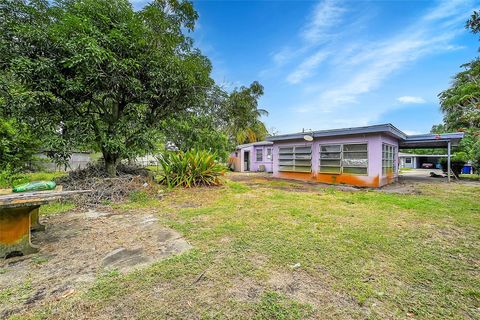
34, 152, 94, 171
399, 152, 447, 169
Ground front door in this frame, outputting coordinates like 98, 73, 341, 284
243, 151, 250, 171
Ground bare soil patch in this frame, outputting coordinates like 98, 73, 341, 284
0, 209, 191, 318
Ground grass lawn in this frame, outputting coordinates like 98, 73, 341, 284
12, 177, 480, 319
460, 174, 480, 181
0, 171, 67, 189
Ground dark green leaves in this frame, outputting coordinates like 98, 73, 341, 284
0, 0, 213, 175
157, 150, 226, 188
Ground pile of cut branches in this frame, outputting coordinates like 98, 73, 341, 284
55, 163, 161, 207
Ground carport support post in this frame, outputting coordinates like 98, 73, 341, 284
447, 141, 451, 183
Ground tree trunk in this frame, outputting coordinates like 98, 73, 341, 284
103, 152, 119, 177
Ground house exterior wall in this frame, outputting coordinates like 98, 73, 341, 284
400, 156, 415, 168
232, 144, 273, 172
251, 146, 273, 172
272, 133, 399, 187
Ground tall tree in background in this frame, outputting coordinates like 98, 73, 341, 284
162, 81, 269, 155
0, 0, 213, 176
225, 81, 269, 144
437, 10, 480, 170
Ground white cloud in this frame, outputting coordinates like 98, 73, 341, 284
397, 96, 427, 104
261, 0, 345, 77
262, 0, 475, 132
302, 0, 346, 44
294, 0, 473, 112
286, 51, 330, 84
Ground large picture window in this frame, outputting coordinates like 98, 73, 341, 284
319, 143, 368, 175
279, 145, 312, 172
382, 144, 396, 175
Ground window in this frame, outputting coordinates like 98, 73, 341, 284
319, 145, 341, 173
279, 145, 312, 172
343, 144, 368, 175
405, 157, 411, 164
266, 148, 272, 161
256, 149, 263, 161
382, 144, 396, 175
319, 143, 368, 175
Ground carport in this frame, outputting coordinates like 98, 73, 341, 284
399, 133, 465, 182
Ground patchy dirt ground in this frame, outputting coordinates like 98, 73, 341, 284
227, 171, 480, 195
0, 208, 191, 318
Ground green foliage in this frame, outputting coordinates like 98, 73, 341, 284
0, 0, 213, 176
0, 168, 28, 189
439, 154, 467, 176
128, 190, 150, 203
225, 81, 269, 144
41, 201, 75, 215
0, 171, 66, 189
459, 129, 480, 169
436, 11, 480, 170
0, 118, 39, 173
162, 114, 233, 161
466, 10, 480, 35
438, 58, 480, 130
161, 81, 270, 155
157, 150, 225, 188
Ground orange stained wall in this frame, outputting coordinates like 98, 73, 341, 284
272, 133, 399, 188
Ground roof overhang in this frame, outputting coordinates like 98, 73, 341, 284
267, 123, 406, 142
265, 124, 464, 149
236, 141, 273, 149
399, 132, 464, 149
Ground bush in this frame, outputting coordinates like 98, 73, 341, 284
0, 167, 28, 189
157, 150, 226, 188
0, 118, 39, 173
440, 153, 467, 176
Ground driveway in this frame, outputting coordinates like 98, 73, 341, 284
399, 168, 448, 183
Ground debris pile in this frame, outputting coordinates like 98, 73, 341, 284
55, 163, 161, 206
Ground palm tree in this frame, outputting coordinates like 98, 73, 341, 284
226, 81, 269, 144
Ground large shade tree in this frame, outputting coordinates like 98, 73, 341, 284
0, 0, 213, 176
437, 10, 480, 170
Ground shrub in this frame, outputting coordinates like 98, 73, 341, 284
0, 118, 39, 173
440, 152, 467, 176
0, 166, 28, 189
157, 150, 226, 188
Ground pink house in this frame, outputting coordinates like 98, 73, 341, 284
232, 141, 273, 173
262, 124, 464, 187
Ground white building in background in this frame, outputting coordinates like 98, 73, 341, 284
399, 152, 447, 169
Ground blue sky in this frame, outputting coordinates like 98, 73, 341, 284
135, 0, 479, 135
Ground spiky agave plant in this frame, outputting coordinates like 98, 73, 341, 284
158, 150, 226, 188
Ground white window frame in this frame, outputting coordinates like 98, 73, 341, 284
256, 148, 263, 162
319, 143, 368, 176
266, 148, 272, 161
382, 143, 397, 176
